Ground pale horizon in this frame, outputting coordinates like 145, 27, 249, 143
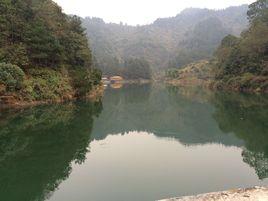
53, 0, 255, 25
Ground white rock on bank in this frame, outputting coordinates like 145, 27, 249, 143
158, 186, 268, 201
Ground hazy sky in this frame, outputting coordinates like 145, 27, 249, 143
53, 0, 255, 25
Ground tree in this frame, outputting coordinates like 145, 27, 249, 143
25, 21, 62, 67
213, 0, 268, 91
247, 0, 268, 21
0, 0, 101, 98
123, 58, 152, 79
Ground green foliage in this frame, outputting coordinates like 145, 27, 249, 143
0, 0, 102, 100
25, 21, 62, 67
0, 0, 93, 70
123, 58, 152, 79
0, 44, 29, 67
165, 60, 215, 83
213, 0, 268, 92
90, 68, 102, 85
69, 68, 93, 97
247, 0, 268, 21
64, 16, 92, 68
0, 63, 25, 91
166, 69, 180, 79
69, 68, 102, 97
170, 17, 231, 68
22, 68, 73, 101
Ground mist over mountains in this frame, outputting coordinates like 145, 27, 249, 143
82, 5, 249, 75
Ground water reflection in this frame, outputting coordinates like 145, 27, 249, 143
211, 92, 268, 180
0, 102, 102, 201
92, 85, 244, 146
0, 84, 267, 201
92, 84, 268, 180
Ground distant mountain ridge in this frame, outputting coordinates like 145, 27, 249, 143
82, 5, 249, 75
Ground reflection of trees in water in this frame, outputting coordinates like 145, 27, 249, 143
242, 149, 268, 180
211, 92, 268, 180
101, 85, 268, 180
166, 85, 213, 104
106, 84, 152, 104
93, 84, 243, 146
0, 101, 102, 201
1, 84, 267, 201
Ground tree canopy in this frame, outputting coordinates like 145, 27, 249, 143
0, 0, 92, 70
213, 0, 268, 92
0, 0, 101, 100
123, 58, 152, 79
247, 0, 268, 21
215, 0, 268, 79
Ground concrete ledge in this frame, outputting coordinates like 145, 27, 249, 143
158, 186, 268, 201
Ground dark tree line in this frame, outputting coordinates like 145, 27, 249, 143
123, 58, 152, 79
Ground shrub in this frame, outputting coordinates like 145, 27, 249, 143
22, 68, 73, 101
166, 69, 180, 79
0, 63, 25, 91
69, 68, 91, 97
69, 68, 102, 97
90, 68, 102, 86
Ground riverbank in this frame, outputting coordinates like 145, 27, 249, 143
158, 186, 268, 201
165, 60, 268, 94
165, 60, 214, 89
121, 79, 151, 84
166, 77, 268, 94
0, 65, 103, 109
0, 84, 104, 110
104, 79, 152, 89
106, 79, 151, 85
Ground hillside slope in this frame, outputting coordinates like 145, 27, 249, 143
166, 0, 268, 93
83, 5, 248, 75
0, 0, 102, 106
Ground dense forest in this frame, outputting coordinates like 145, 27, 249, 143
0, 0, 266, 98
166, 0, 268, 93
213, 0, 268, 92
0, 0, 101, 103
83, 5, 248, 75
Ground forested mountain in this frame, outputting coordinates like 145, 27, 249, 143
0, 0, 101, 103
166, 0, 268, 93
82, 5, 248, 75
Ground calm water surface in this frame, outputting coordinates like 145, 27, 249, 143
0, 84, 268, 201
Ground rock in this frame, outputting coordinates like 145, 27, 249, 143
158, 186, 268, 201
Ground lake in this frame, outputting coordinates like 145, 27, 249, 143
0, 84, 268, 201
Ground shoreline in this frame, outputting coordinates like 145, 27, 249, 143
0, 85, 104, 110
158, 186, 268, 201
106, 79, 152, 85
165, 79, 268, 94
